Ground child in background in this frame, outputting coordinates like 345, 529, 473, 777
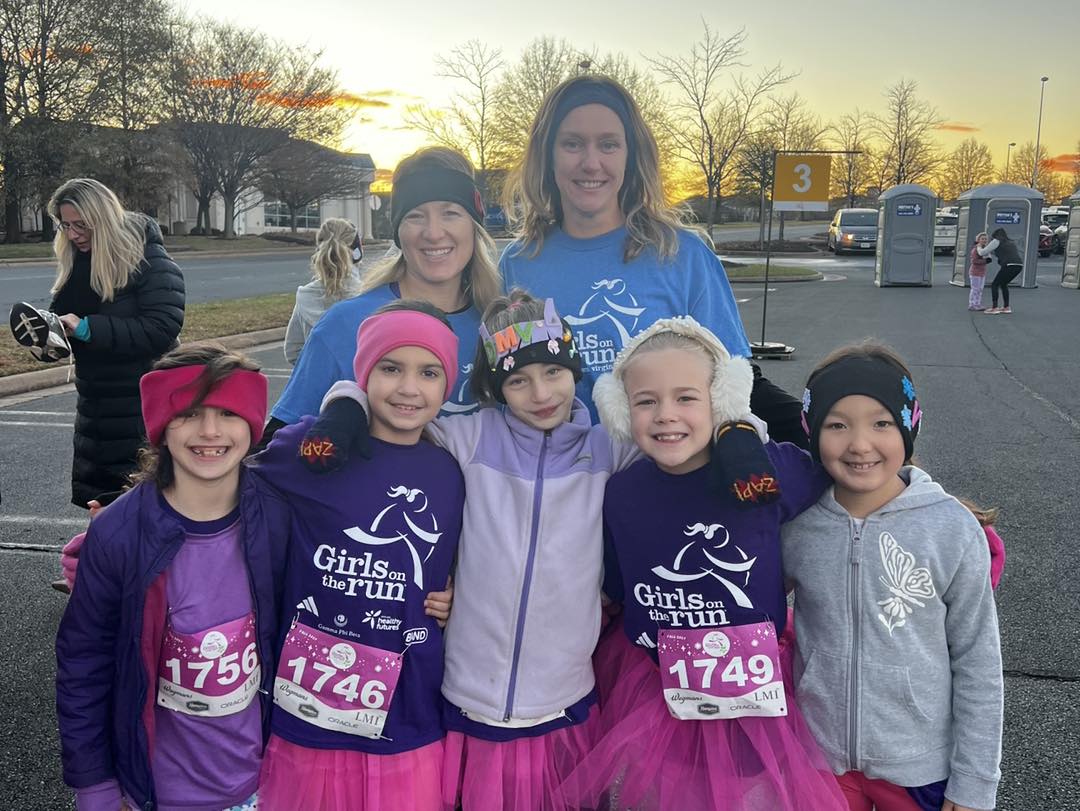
284, 218, 364, 364
255, 300, 465, 811
784, 342, 1003, 811
967, 232, 990, 311
564, 317, 845, 811
958, 498, 1005, 590
56, 343, 289, 811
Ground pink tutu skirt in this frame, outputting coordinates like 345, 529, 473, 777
442, 708, 600, 811
258, 734, 450, 811
563, 635, 846, 811
592, 614, 636, 707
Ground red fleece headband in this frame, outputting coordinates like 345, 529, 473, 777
140, 366, 268, 447
353, 310, 459, 399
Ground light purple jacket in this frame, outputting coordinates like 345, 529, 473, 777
323, 381, 639, 721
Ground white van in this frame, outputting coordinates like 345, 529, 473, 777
934, 211, 958, 254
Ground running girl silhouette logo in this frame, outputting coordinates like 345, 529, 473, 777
650, 523, 758, 609
564, 279, 645, 371
343, 486, 443, 590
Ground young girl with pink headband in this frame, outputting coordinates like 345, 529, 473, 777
56, 342, 289, 811
254, 300, 466, 811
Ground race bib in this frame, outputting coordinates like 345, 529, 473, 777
158, 613, 261, 717
658, 622, 787, 720
273, 621, 402, 739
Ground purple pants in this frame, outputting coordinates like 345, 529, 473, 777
969, 273, 986, 308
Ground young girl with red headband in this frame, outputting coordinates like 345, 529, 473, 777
254, 300, 465, 811
56, 342, 289, 811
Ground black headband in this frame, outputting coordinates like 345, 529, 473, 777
802, 356, 922, 464
545, 82, 637, 166
479, 298, 583, 403
390, 167, 485, 247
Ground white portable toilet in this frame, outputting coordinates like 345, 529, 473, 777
876, 184, 935, 286
951, 184, 1043, 288
1062, 191, 1080, 289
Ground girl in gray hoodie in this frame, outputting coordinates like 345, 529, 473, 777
783, 342, 1003, 811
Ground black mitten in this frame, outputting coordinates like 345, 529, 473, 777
708, 421, 781, 506
298, 397, 371, 472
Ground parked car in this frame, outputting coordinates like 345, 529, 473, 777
827, 208, 878, 254
1052, 223, 1068, 254
1039, 225, 1054, 257
934, 212, 958, 254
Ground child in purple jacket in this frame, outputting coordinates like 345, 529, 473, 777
55, 343, 288, 811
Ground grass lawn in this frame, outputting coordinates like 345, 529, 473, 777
0, 234, 308, 261
0, 293, 295, 378
725, 264, 820, 281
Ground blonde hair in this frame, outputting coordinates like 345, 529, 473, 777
360, 147, 501, 313
311, 218, 358, 300
48, 178, 147, 303
503, 75, 688, 263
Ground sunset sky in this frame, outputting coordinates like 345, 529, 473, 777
180, 0, 1080, 177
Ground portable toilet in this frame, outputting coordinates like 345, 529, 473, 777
875, 184, 935, 286
951, 183, 1043, 288
1062, 191, 1080, 289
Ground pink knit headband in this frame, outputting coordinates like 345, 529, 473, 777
353, 310, 459, 398
140, 365, 268, 446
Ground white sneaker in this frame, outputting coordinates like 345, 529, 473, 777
9, 302, 50, 347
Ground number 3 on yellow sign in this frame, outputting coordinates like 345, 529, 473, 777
773, 155, 831, 211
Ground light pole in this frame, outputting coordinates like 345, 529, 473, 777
1005, 142, 1016, 182
1032, 76, 1049, 188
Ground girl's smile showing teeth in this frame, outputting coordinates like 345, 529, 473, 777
190, 446, 229, 457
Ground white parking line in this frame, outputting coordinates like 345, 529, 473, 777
0, 515, 87, 528
0, 410, 70, 416
0, 420, 72, 427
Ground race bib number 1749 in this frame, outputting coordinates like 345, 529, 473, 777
658, 622, 787, 720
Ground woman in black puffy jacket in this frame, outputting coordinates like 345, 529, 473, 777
983, 227, 1022, 314
46, 178, 185, 507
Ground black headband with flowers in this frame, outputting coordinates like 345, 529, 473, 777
802, 356, 922, 463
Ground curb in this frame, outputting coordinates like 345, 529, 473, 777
0, 327, 286, 398
0, 249, 311, 266
729, 272, 824, 284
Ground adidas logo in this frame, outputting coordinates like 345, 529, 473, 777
296, 596, 318, 617
636, 632, 657, 649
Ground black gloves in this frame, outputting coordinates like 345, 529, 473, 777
299, 397, 371, 472
708, 421, 781, 505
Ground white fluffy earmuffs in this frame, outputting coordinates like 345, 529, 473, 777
592, 317, 755, 442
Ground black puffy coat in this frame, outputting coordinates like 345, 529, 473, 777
50, 219, 185, 507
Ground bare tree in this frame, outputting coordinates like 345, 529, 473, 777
1073, 140, 1080, 194
870, 79, 942, 189
734, 133, 777, 247
934, 138, 994, 201
762, 94, 827, 237
1, 0, 99, 240
167, 20, 349, 238
829, 109, 874, 207
257, 139, 368, 232
404, 40, 503, 188
647, 24, 794, 235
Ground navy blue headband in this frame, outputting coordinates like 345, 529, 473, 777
546, 82, 637, 164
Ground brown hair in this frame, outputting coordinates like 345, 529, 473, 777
502, 74, 689, 263
956, 497, 1000, 527
131, 342, 261, 490
469, 289, 547, 404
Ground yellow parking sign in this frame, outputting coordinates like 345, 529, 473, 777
773, 155, 831, 211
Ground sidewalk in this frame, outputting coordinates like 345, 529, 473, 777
0, 327, 285, 398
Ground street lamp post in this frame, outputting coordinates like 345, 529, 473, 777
1032, 76, 1049, 188
1005, 142, 1016, 182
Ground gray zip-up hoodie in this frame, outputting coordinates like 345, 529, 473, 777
782, 467, 1002, 810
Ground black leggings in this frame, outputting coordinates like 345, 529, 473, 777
990, 264, 1022, 307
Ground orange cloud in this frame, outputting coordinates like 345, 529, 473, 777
189, 75, 392, 111
1049, 153, 1080, 173
936, 122, 980, 133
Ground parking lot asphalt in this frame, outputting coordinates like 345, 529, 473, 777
1, 251, 1077, 809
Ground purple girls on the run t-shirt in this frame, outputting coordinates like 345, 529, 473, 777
603, 443, 828, 662
254, 419, 464, 755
